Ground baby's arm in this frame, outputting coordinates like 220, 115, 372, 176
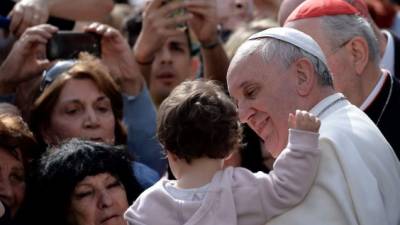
257, 110, 320, 220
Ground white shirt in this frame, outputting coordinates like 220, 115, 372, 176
164, 181, 209, 201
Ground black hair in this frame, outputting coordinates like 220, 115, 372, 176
25, 139, 142, 225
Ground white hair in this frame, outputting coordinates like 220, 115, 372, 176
232, 38, 333, 86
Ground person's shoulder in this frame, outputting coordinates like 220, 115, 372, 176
320, 102, 368, 131
136, 177, 168, 198
219, 167, 267, 187
127, 179, 167, 212
125, 178, 177, 224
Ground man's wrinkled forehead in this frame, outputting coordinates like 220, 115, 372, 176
228, 41, 260, 80
230, 40, 261, 69
227, 40, 265, 96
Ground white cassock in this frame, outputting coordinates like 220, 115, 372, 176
267, 93, 400, 225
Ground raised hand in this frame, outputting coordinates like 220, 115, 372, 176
85, 23, 143, 96
288, 110, 320, 133
9, 0, 50, 37
185, 0, 219, 46
134, 0, 192, 64
0, 24, 57, 94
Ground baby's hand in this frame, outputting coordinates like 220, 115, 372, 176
288, 110, 321, 133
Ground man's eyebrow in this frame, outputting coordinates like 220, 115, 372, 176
239, 81, 252, 89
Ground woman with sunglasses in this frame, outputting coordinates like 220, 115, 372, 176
6, 24, 158, 225
0, 23, 166, 178
28, 54, 160, 189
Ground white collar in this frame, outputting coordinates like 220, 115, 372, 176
380, 30, 395, 76
359, 70, 388, 111
310, 93, 346, 118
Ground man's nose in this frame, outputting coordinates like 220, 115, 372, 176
237, 101, 253, 124
159, 48, 172, 65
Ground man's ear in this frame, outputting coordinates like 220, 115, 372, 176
344, 36, 369, 75
294, 57, 315, 96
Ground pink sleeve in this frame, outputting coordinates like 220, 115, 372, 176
256, 128, 320, 220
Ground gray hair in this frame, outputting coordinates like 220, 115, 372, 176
257, 38, 333, 86
321, 14, 380, 64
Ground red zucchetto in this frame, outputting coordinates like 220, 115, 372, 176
285, 0, 359, 24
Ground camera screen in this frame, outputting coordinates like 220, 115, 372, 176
47, 32, 101, 60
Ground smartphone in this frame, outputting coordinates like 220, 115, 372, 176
46, 31, 101, 60
0, 16, 11, 29
167, 0, 187, 29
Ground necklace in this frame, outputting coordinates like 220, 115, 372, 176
376, 74, 393, 126
316, 96, 347, 117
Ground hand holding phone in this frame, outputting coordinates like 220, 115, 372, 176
166, 0, 187, 29
46, 31, 101, 60
84, 22, 143, 96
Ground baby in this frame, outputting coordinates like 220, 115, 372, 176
125, 80, 320, 225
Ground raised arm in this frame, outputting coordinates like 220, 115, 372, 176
258, 110, 320, 220
9, 0, 113, 36
0, 24, 58, 95
48, 0, 113, 21
85, 22, 143, 96
185, 0, 229, 84
133, 0, 191, 83
85, 22, 167, 174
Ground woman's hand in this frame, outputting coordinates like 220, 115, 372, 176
85, 23, 144, 96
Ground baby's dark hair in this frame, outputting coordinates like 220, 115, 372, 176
157, 80, 241, 164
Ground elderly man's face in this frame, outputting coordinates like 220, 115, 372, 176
227, 49, 298, 157
286, 18, 354, 96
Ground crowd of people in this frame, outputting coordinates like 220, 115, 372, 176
1, 0, 400, 225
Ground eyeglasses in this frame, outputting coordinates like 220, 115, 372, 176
40, 60, 76, 92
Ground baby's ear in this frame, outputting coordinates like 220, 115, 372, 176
166, 150, 179, 162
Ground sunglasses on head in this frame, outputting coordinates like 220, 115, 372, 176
40, 60, 76, 92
